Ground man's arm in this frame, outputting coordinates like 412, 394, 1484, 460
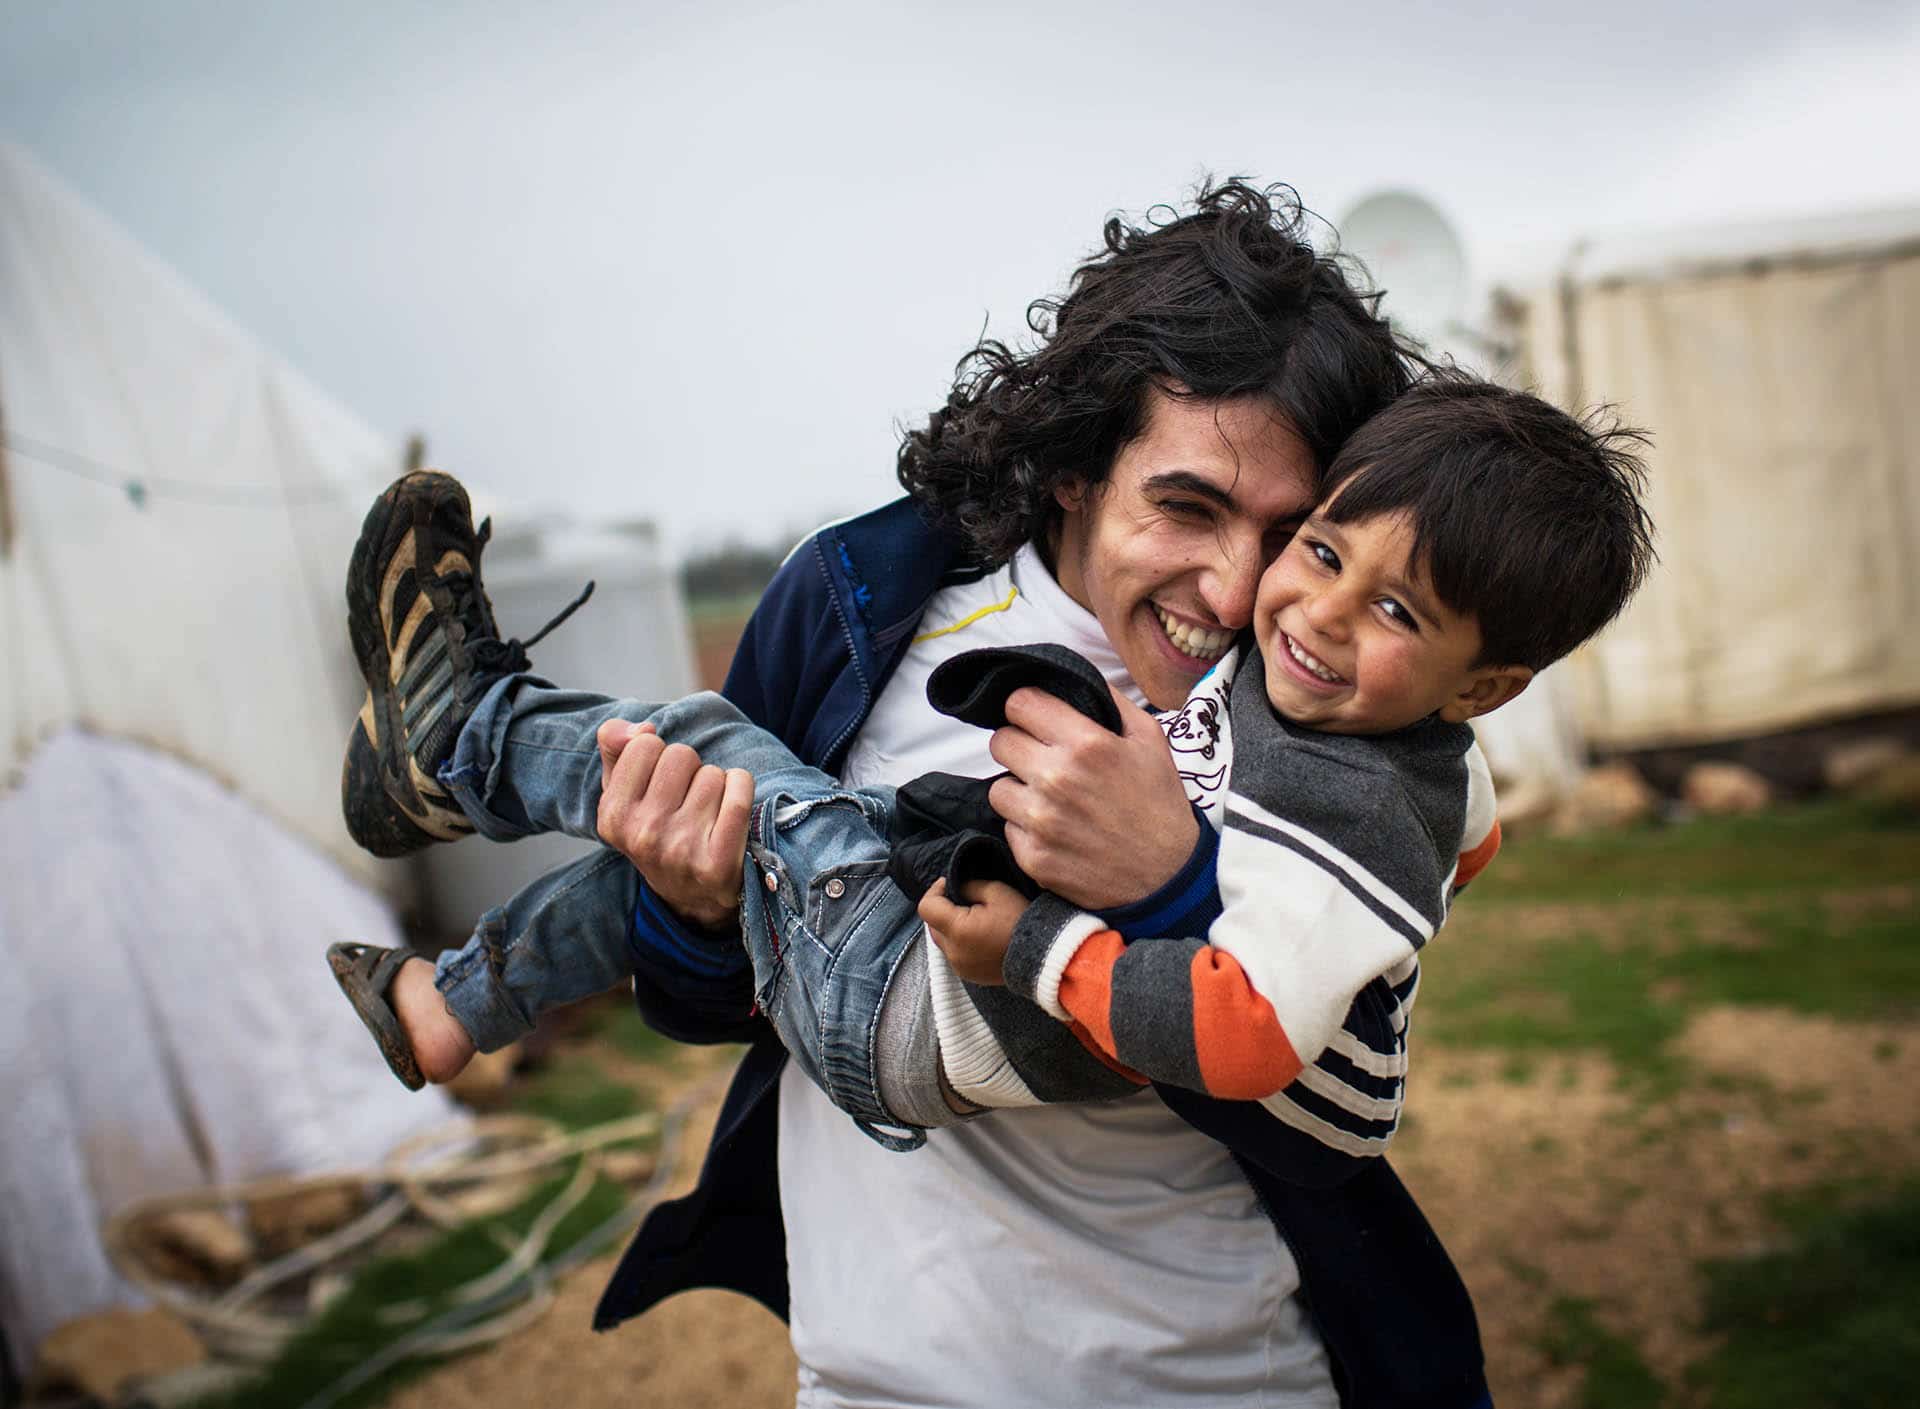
614, 538, 847, 1042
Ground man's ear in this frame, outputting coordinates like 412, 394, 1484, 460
1438, 665, 1534, 724
1053, 478, 1088, 514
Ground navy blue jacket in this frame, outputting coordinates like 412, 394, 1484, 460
593, 497, 1492, 1409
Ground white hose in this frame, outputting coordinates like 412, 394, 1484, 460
101, 1083, 714, 1389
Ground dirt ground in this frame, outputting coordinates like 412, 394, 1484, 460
379, 990, 1918, 1409
689, 613, 747, 694
1398, 1006, 1920, 1406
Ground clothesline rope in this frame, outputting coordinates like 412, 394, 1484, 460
2, 428, 359, 509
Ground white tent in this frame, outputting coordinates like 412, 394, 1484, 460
0, 140, 460, 1372
0, 140, 402, 883
1500, 207, 1920, 756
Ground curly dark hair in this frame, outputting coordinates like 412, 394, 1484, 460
896, 178, 1426, 565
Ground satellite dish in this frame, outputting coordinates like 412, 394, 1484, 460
1338, 190, 1469, 349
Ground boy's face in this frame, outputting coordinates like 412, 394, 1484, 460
1253, 505, 1531, 734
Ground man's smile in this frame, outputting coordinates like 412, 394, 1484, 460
1152, 603, 1231, 663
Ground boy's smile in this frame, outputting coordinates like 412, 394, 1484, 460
1255, 506, 1528, 734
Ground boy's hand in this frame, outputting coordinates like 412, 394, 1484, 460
596, 719, 752, 931
918, 878, 1030, 986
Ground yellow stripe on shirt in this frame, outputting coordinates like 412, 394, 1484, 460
911, 585, 1020, 644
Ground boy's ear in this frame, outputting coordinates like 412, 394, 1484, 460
1438, 665, 1534, 724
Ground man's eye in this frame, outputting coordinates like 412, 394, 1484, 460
1160, 498, 1209, 520
1379, 598, 1419, 632
1264, 522, 1306, 560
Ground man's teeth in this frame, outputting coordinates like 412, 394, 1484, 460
1154, 606, 1230, 661
1286, 634, 1345, 684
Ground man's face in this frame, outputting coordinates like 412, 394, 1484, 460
1052, 387, 1318, 710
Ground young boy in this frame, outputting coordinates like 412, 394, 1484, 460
330, 374, 1652, 1148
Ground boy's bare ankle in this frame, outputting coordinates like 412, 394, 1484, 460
392, 957, 477, 1084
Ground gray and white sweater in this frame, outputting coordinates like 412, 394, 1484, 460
981, 644, 1499, 1157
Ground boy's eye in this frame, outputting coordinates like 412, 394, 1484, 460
1307, 540, 1339, 572
1378, 598, 1419, 632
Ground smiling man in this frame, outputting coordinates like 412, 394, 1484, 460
588, 181, 1493, 1408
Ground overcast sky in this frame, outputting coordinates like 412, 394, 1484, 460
4, 0, 1918, 552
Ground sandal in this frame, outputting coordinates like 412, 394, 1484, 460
327, 942, 425, 1090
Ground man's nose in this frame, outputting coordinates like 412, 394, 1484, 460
1198, 536, 1264, 628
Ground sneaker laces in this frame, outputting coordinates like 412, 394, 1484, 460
466, 578, 598, 677
433, 515, 597, 676
521, 579, 597, 650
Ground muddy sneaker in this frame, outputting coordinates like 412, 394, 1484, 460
341, 471, 591, 857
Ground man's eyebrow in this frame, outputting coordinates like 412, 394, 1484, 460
1140, 470, 1239, 508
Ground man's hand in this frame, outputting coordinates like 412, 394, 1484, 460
596, 719, 753, 931
986, 685, 1198, 910
918, 878, 1029, 986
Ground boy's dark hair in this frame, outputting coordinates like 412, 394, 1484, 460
1320, 373, 1656, 671
897, 178, 1427, 565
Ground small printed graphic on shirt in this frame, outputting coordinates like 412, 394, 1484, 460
1158, 646, 1238, 832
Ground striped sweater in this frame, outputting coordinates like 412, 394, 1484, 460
996, 644, 1499, 1157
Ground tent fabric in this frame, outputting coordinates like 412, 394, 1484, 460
0, 730, 461, 1373
1524, 245, 1920, 751
0, 139, 400, 889
0, 143, 462, 1372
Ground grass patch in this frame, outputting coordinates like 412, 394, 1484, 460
1426, 898, 1919, 1090
1537, 1296, 1665, 1409
685, 590, 765, 624
1422, 930, 1692, 1092
1423, 803, 1920, 1087
575, 999, 680, 1065
1473, 798, 1920, 904
509, 1049, 647, 1130
192, 1165, 629, 1409
1659, 899, 1920, 1020
1692, 1183, 1920, 1408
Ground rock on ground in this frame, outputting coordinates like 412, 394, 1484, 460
1552, 762, 1659, 835
1681, 762, 1773, 815
30, 1307, 204, 1401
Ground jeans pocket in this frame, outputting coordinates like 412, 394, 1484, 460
804, 859, 895, 946
761, 791, 894, 959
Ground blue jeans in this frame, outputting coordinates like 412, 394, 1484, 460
433, 677, 930, 1148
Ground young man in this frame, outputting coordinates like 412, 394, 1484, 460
349, 182, 1491, 1407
